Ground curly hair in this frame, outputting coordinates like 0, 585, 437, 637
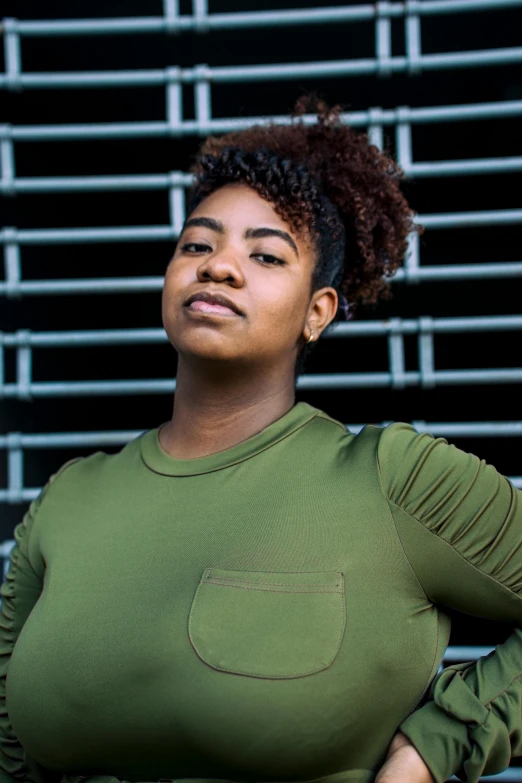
185, 92, 420, 376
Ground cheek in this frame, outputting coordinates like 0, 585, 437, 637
255, 281, 308, 337
162, 262, 185, 308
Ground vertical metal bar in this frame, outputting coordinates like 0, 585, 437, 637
163, 0, 181, 35
4, 228, 21, 299
396, 105, 413, 176
169, 174, 186, 235
193, 0, 209, 34
1, 541, 16, 581
16, 330, 33, 401
405, 0, 422, 76
3, 18, 22, 92
418, 316, 436, 388
375, 2, 392, 78
404, 230, 421, 284
368, 106, 384, 150
0, 333, 4, 401
6, 433, 23, 506
166, 66, 183, 137
194, 64, 212, 136
387, 318, 407, 389
0, 133, 16, 195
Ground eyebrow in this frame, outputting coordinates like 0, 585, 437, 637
181, 216, 299, 258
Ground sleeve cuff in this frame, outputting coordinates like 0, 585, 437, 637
399, 699, 472, 783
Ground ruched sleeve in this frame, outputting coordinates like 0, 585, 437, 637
0, 458, 83, 783
376, 422, 522, 783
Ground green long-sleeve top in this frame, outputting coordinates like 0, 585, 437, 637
2, 402, 522, 783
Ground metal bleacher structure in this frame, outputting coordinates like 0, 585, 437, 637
1, 2, 522, 776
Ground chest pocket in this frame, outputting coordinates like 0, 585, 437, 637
188, 568, 345, 679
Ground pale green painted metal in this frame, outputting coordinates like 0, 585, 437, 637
3, 0, 522, 39
0, 0, 522, 745
1, 314, 522, 403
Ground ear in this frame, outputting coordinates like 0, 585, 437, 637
304, 287, 339, 340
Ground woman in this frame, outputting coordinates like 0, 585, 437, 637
1, 95, 521, 783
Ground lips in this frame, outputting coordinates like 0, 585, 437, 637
184, 291, 244, 316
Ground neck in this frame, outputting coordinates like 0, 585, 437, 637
159, 357, 296, 460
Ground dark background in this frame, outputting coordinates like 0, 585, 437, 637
1, 0, 522, 652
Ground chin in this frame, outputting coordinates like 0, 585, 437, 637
177, 340, 245, 363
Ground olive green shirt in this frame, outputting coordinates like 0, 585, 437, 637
1, 402, 522, 783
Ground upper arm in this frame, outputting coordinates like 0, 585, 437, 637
0, 457, 84, 783
376, 423, 522, 620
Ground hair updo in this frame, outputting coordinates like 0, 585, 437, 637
185, 92, 420, 376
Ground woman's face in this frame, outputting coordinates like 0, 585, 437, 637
162, 182, 337, 369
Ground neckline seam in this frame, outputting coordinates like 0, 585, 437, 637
140, 407, 321, 477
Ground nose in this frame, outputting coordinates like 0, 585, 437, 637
196, 250, 244, 287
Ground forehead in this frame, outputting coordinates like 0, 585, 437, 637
189, 182, 314, 252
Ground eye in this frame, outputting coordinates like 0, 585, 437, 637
180, 242, 211, 253
252, 253, 285, 266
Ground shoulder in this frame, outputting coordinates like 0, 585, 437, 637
376, 421, 478, 495
376, 421, 515, 540
33, 431, 140, 518
31, 451, 104, 519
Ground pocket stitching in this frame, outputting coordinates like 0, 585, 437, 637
204, 572, 343, 590
188, 572, 346, 679
205, 582, 342, 595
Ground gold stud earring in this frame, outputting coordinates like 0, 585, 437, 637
307, 329, 315, 344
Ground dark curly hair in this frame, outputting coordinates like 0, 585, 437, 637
185, 92, 420, 377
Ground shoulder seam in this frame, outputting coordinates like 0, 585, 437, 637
314, 410, 348, 432
38, 456, 85, 506
54, 455, 85, 477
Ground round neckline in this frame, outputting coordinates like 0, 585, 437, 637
139, 401, 320, 476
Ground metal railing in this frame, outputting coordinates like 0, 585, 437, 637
1, 414, 521, 504
2, 314, 522, 403
1, 6, 521, 758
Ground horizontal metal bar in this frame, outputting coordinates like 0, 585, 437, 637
407, 156, 522, 177
2, 421, 521, 452
300, 369, 522, 389
3, 315, 522, 349
345, 422, 522, 437
0, 173, 193, 194
0, 225, 175, 244
2, 48, 522, 91
0, 62, 381, 90
419, 47, 522, 71
2, 100, 521, 142
1, 379, 176, 397
408, 99, 522, 123
392, 262, 522, 282
1, 8, 396, 39
2, 121, 170, 142
2, 315, 522, 348
1, 328, 168, 347
422, 0, 522, 12
2, 368, 522, 400
1, 209, 519, 246
3, 156, 521, 196
0, 431, 146, 449
420, 209, 522, 228
1, 261, 520, 299
7, 1, 522, 38
444, 646, 494, 661
0, 278, 166, 296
